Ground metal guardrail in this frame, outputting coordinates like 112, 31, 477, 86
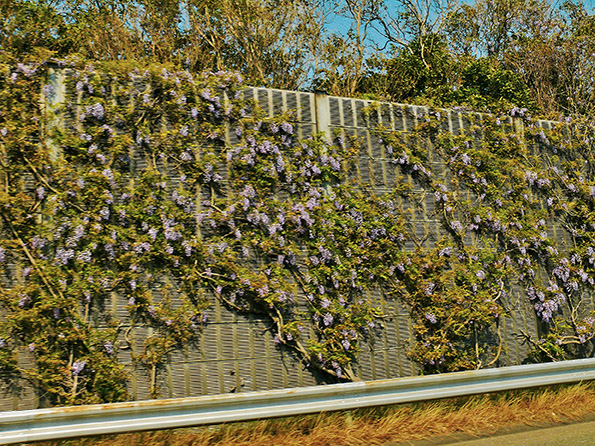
2, 358, 595, 444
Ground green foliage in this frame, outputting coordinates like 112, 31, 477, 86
361, 36, 536, 114
446, 57, 536, 112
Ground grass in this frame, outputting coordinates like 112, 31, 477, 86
27, 381, 595, 446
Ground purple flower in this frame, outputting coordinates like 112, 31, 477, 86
71, 360, 86, 376
99, 207, 110, 220
240, 184, 256, 199
85, 103, 104, 120
104, 341, 114, 354
134, 242, 151, 253
201, 88, 213, 101
342, 339, 350, 350
424, 282, 435, 296
164, 228, 182, 241
323, 313, 334, 326
0, 246, 5, 263
439, 247, 451, 257
28, 343, 35, 352
73, 225, 85, 241
280, 122, 293, 134
36, 186, 45, 200
54, 248, 75, 265
450, 220, 463, 232
182, 240, 192, 256
18, 294, 30, 307
77, 250, 92, 262
425, 313, 437, 324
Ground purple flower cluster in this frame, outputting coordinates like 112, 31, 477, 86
450, 220, 464, 232
77, 250, 92, 262
438, 247, 451, 257
71, 360, 86, 376
182, 240, 192, 256
134, 242, 151, 253
54, 248, 75, 265
510, 106, 528, 117
85, 103, 104, 120
434, 190, 448, 203
200, 88, 222, 116
290, 203, 315, 227
280, 122, 293, 134
392, 151, 409, 165
18, 294, 31, 307
319, 154, 341, 172
16, 63, 36, 77
424, 282, 435, 296
425, 312, 438, 324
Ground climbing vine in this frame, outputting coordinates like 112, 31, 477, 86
2, 54, 595, 407
371, 106, 595, 370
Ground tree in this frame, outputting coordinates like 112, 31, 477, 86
0, 0, 73, 56
184, 0, 327, 89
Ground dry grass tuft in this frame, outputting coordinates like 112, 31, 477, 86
28, 382, 595, 446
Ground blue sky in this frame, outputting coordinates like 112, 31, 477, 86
325, 0, 595, 55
